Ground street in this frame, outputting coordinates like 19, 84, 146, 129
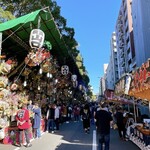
0, 121, 140, 150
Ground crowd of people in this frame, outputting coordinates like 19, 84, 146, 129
14, 100, 142, 150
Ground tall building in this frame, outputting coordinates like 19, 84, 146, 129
116, 0, 136, 79
105, 32, 119, 91
99, 64, 108, 96
132, 0, 150, 67
99, 77, 104, 96
105, 60, 114, 90
111, 32, 119, 84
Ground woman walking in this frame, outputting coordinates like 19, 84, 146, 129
81, 104, 91, 134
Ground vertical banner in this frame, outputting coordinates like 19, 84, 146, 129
124, 75, 132, 95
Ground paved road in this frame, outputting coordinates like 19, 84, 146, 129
0, 121, 140, 150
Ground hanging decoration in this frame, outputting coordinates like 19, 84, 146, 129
61, 65, 69, 75
38, 85, 40, 91
22, 68, 32, 76
39, 68, 43, 74
41, 59, 51, 73
73, 80, 78, 88
23, 81, 27, 87
71, 74, 77, 82
79, 84, 83, 91
43, 40, 52, 51
10, 83, 18, 91
29, 29, 45, 49
0, 57, 17, 75
0, 76, 8, 90
25, 48, 50, 67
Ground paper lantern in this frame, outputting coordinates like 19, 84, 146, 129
71, 75, 77, 81
29, 29, 45, 49
61, 65, 69, 75
79, 84, 82, 90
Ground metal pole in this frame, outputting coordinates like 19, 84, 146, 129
128, 104, 130, 112
133, 98, 137, 123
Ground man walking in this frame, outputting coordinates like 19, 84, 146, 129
95, 102, 113, 150
16, 103, 32, 147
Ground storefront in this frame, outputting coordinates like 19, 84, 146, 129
128, 59, 150, 149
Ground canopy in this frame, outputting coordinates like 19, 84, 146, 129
0, 10, 40, 32
0, 7, 68, 63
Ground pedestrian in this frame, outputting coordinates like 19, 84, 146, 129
81, 104, 91, 134
46, 103, 55, 133
95, 102, 113, 150
67, 105, 73, 121
32, 102, 41, 139
27, 100, 33, 111
73, 105, 80, 122
114, 107, 126, 140
54, 104, 60, 130
16, 103, 32, 147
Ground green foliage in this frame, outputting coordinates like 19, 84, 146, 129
0, 7, 15, 22
76, 53, 82, 62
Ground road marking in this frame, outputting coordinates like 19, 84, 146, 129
92, 130, 97, 150
14, 147, 20, 150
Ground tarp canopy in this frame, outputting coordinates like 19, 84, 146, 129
0, 7, 69, 63
0, 9, 41, 32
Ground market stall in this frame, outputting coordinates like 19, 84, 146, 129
0, 7, 77, 144
128, 59, 150, 149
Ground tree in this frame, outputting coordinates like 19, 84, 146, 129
0, 7, 15, 22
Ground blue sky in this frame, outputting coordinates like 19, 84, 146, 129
56, 0, 121, 94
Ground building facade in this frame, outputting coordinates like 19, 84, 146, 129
132, 0, 150, 67
115, 0, 136, 79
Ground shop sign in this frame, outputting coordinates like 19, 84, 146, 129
129, 60, 150, 97
115, 76, 125, 95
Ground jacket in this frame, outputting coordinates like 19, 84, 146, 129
16, 108, 30, 129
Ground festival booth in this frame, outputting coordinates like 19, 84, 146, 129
128, 60, 150, 149
104, 75, 134, 112
0, 7, 81, 144
112, 74, 149, 149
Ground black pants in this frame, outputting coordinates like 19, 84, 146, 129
55, 118, 59, 130
117, 124, 126, 138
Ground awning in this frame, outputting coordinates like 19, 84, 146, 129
0, 9, 40, 32
0, 7, 68, 63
